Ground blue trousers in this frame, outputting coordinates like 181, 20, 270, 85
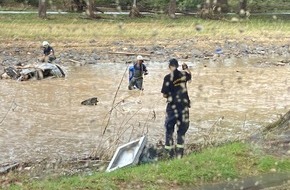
164, 103, 189, 151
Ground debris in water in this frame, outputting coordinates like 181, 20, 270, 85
81, 97, 99, 106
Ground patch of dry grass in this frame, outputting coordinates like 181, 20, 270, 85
0, 13, 290, 46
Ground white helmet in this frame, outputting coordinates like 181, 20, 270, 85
42, 41, 49, 47
137, 55, 143, 61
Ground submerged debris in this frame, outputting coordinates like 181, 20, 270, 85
0, 63, 65, 81
81, 97, 99, 105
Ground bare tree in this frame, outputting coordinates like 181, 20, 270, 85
238, 0, 247, 17
73, 0, 86, 12
38, 0, 47, 19
239, 0, 247, 11
85, 0, 101, 19
168, 0, 176, 19
129, 0, 142, 18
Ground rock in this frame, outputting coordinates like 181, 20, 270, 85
87, 60, 96, 64
192, 49, 203, 58
231, 17, 239, 22
195, 24, 203, 32
81, 97, 99, 106
270, 168, 277, 173
89, 39, 96, 43
280, 60, 290, 64
275, 62, 286, 66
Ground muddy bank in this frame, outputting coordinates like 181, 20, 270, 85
1, 38, 290, 71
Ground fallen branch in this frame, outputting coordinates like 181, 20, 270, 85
0, 96, 17, 126
264, 110, 290, 132
108, 51, 151, 57
68, 59, 82, 64
102, 65, 129, 135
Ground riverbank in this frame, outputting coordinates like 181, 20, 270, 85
2, 142, 290, 189
1, 13, 290, 71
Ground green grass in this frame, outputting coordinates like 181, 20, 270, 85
7, 142, 290, 190
0, 13, 290, 44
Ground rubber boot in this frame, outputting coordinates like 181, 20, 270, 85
167, 148, 175, 159
176, 148, 184, 159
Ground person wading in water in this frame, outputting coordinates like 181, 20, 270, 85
128, 55, 148, 90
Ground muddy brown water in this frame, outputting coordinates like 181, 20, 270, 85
0, 58, 289, 164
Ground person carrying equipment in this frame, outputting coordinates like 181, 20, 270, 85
161, 58, 191, 159
39, 41, 56, 63
128, 55, 148, 90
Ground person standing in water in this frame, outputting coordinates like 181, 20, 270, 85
128, 55, 148, 90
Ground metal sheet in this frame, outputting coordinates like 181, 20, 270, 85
106, 136, 147, 172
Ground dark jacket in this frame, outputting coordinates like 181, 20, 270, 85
43, 46, 54, 56
161, 69, 191, 107
133, 63, 147, 79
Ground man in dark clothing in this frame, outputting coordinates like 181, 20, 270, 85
40, 41, 56, 63
128, 55, 148, 90
161, 58, 191, 159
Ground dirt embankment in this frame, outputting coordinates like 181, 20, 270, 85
0, 37, 290, 72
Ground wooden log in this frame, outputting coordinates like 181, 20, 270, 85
69, 59, 82, 64
108, 51, 151, 56
264, 110, 290, 132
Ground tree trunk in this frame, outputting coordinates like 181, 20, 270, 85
86, 0, 94, 18
85, 0, 101, 19
168, 0, 176, 19
73, 0, 85, 12
38, 0, 47, 19
239, 0, 247, 11
239, 0, 247, 17
129, 0, 142, 18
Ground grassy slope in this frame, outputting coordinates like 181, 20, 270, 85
0, 13, 290, 45
8, 142, 290, 190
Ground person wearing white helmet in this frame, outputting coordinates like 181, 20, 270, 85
128, 55, 148, 90
40, 41, 56, 63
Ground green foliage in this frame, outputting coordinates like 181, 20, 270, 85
7, 0, 38, 6
258, 156, 290, 172
140, 0, 169, 11
178, 0, 203, 11
1, 0, 290, 13
8, 142, 290, 189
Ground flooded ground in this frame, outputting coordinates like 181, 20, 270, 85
0, 58, 289, 164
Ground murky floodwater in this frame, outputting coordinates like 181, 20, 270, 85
0, 58, 289, 164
